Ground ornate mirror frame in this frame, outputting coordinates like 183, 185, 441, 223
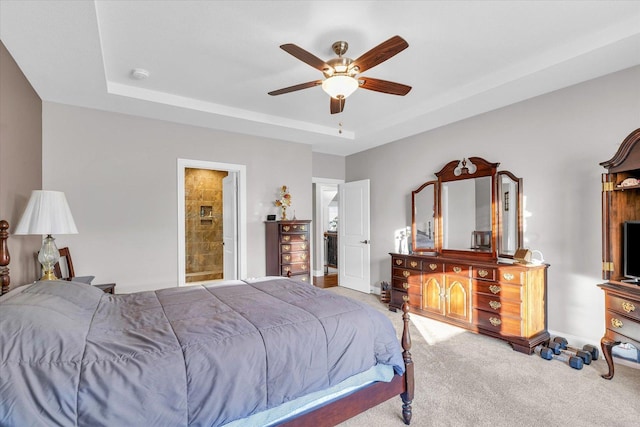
497, 171, 523, 258
411, 181, 437, 253
411, 156, 523, 261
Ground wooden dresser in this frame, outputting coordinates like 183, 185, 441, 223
389, 253, 549, 354
265, 220, 311, 283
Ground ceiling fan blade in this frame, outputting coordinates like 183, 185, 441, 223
280, 44, 331, 72
268, 80, 323, 96
352, 35, 409, 73
330, 97, 345, 114
358, 77, 412, 96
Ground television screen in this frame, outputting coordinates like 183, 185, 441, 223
624, 221, 640, 281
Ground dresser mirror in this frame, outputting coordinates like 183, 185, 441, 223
411, 181, 436, 252
497, 171, 523, 257
441, 176, 492, 252
411, 157, 523, 260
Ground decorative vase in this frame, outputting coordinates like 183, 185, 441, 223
281, 206, 287, 220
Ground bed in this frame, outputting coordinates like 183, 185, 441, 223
0, 219, 414, 426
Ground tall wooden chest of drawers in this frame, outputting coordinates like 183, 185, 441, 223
389, 253, 549, 354
265, 220, 311, 283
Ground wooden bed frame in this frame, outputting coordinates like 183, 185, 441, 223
0, 219, 414, 426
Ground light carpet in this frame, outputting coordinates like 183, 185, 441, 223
328, 286, 640, 427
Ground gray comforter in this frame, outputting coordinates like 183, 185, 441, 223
0, 278, 404, 426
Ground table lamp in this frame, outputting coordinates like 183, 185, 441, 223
14, 190, 78, 280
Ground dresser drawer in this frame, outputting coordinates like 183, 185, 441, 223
423, 261, 444, 273
474, 281, 522, 301
281, 242, 308, 253
445, 263, 472, 277
605, 294, 640, 322
497, 268, 524, 285
474, 309, 522, 337
390, 289, 421, 309
392, 267, 422, 281
281, 263, 309, 275
473, 267, 496, 282
280, 233, 308, 244
280, 223, 309, 233
605, 310, 640, 338
281, 252, 308, 264
474, 293, 522, 317
392, 276, 422, 294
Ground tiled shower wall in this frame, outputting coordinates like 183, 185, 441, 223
185, 168, 228, 282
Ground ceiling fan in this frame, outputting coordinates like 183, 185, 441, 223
268, 35, 411, 114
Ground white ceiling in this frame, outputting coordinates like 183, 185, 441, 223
1, 1, 639, 156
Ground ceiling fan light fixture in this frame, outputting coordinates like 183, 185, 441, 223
322, 75, 358, 99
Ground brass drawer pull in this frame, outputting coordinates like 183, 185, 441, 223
283, 255, 291, 261
489, 301, 501, 310
429, 263, 437, 271
301, 244, 307, 250
300, 253, 307, 260
622, 301, 635, 313
489, 317, 502, 327
453, 267, 462, 274
410, 261, 418, 268
396, 259, 403, 265
611, 318, 623, 328
503, 273, 514, 281
282, 245, 291, 251
283, 236, 291, 242
403, 282, 409, 290
403, 295, 409, 302
489, 285, 501, 294
283, 226, 290, 232
403, 270, 410, 278
478, 269, 489, 278
283, 266, 291, 272
301, 235, 307, 241
300, 225, 306, 231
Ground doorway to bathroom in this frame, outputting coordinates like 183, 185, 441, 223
177, 159, 247, 287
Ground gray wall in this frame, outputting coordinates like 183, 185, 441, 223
312, 152, 345, 180
0, 41, 42, 287
346, 65, 640, 345
42, 103, 313, 292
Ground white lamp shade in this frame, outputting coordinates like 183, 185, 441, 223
322, 75, 359, 99
14, 190, 78, 235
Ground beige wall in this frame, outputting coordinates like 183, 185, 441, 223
42, 103, 313, 292
346, 65, 640, 346
0, 41, 42, 287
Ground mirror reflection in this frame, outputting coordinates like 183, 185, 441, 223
498, 172, 521, 256
442, 176, 492, 252
412, 182, 435, 252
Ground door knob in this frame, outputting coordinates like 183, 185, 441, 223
360, 239, 370, 244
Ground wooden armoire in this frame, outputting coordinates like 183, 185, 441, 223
599, 128, 640, 379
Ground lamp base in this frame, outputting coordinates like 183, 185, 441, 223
40, 269, 57, 281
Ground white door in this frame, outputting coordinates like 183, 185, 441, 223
223, 173, 237, 279
339, 179, 370, 293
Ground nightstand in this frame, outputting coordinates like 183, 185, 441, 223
94, 283, 116, 294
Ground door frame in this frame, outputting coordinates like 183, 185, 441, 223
177, 159, 247, 286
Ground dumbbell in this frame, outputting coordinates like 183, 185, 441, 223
534, 344, 584, 370
551, 336, 599, 361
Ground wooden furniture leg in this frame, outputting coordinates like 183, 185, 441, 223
600, 336, 620, 380
401, 300, 414, 424
0, 220, 9, 296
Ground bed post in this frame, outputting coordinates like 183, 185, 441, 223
401, 298, 413, 425
0, 220, 10, 296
